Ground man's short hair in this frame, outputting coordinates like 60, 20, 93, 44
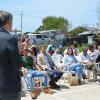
0, 10, 13, 27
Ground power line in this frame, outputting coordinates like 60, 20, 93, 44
23, 14, 42, 19
13, 13, 42, 19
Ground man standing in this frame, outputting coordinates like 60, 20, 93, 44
0, 10, 22, 100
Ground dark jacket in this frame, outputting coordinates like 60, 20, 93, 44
96, 54, 100, 63
0, 27, 22, 94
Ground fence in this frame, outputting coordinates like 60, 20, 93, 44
63, 36, 88, 46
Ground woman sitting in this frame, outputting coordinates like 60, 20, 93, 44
63, 47, 88, 84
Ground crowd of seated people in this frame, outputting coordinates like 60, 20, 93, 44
63, 43, 100, 82
18, 35, 63, 99
17, 34, 100, 99
21, 48, 54, 99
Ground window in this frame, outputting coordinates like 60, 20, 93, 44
43, 35, 48, 38
36, 35, 42, 38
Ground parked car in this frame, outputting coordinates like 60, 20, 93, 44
27, 33, 50, 44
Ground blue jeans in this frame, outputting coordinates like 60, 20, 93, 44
46, 69, 63, 82
26, 69, 48, 91
67, 63, 84, 80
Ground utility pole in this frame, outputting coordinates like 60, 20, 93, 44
21, 11, 23, 34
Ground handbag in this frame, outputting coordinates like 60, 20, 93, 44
68, 73, 79, 86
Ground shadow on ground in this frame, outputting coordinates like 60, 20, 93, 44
60, 85, 70, 89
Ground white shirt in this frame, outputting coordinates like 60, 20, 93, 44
78, 52, 91, 63
87, 50, 98, 62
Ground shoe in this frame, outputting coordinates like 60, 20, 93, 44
49, 81, 54, 89
49, 81, 56, 89
31, 91, 37, 99
54, 84, 60, 89
43, 87, 53, 94
78, 79, 82, 85
35, 86, 41, 94
83, 77, 89, 79
49, 82, 60, 89
49, 84, 56, 89
82, 74, 89, 79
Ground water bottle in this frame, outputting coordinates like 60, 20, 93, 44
35, 78, 40, 88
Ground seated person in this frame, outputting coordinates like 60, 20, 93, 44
92, 41, 98, 52
63, 47, 88, 84
37, 46, 63, 89
71, 41, 80, 56
55, 45, 64, 56
96, 46, 100, 64
87, 44, 98, 62
64, 43, 79, 59
46, 44, 55, 56
78, 47, 98, 81
96, 55, 100, 64
21, 49, 52, 99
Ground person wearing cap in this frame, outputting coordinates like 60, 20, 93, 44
46, 44, 55, 56
55, 45, 64, 56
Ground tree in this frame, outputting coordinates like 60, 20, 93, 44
35, 25, 45, 32
35, 16, 69, 32
70, 26, 88, 36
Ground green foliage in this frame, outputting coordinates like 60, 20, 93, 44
35, 25, 45, 32
70, 26, 88, 36
35, 16, 69, 32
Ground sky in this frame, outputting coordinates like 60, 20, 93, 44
0, 0, 99, 32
